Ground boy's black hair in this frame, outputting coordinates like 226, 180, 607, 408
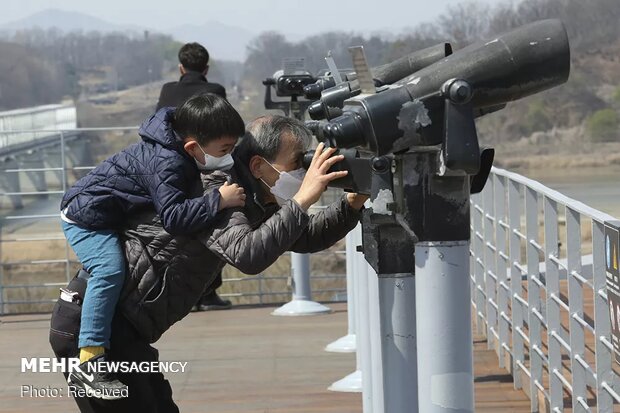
173, 93, 245, 145
178, 43, 210, 72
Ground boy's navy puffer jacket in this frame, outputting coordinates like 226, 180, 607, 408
60, 107, 221, 235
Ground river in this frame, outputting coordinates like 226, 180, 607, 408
517, 166, 620, 218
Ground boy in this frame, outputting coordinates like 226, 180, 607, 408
60, 93, 245, 397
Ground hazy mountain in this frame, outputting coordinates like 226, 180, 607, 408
0, 9, 139, 33
166, 21, 255, 61
0, 9, 258, 62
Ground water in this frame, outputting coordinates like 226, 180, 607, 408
520, 166, 620, 218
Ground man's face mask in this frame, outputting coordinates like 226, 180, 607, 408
260, 158, 306, 206
196, 145, 234, 171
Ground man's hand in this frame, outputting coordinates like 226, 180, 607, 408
218, 182, 246, 210
293, 143, 348, 211
346, 193, 369, 210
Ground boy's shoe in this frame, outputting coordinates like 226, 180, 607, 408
67, 354, 128, 400
197, 292, 232, 311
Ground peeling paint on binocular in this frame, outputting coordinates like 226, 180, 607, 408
308, 19, 570, 156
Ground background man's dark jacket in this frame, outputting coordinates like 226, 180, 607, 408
156, 71, 226, 110
119, 159, 362, 343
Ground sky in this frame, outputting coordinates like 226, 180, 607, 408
1, 0, 492, 36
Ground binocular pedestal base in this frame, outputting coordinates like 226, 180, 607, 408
271, 299, 331, 316
328, 369, 362, 393
325, 333, 357, 353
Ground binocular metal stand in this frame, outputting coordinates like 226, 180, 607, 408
263, 84, 332, 317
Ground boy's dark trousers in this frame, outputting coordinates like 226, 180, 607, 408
49, 274, 179, 413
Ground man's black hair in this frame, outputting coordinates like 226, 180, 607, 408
173, 93, 245, 145
178, 42, 210, 72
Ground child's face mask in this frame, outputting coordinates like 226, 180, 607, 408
259, 158, 305, 206
196, 145, 234, 171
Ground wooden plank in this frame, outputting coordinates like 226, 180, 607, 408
0, 303, 532, 412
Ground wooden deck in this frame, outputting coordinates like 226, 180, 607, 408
0, 303, 530, 412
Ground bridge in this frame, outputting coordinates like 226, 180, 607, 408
0, 103, 106, 210
0, 121, 618, 413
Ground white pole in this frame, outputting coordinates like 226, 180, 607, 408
273, 210, 331, 316
367, 263, 386, 413
415, 241, 474, 413
326, 226, 358, 352
377, 272, 417, 413
357, 235, 373, 412
329, 224, 363, 392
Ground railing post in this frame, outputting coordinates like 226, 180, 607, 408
525, 187, 543, 411
566, 207, 589, 410
544, 196, 563, 411
494, 174, 509, 369
592, 220, 613, 411
484, 174, 497, 350
325, 226, 358, 353
0, 157, 24, 209
508, 179, 524, 390
472, 192, 486, 335
0, 218, 3, 316
60, 131, 71, 282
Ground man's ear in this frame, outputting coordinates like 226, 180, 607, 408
249, 155, 264, 179
203, 65, 209, 76
179, 64, 186, 75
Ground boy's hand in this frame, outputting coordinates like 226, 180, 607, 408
218, 182, 246, 210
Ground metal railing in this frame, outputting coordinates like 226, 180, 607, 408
0, 104, 77, 150
470, 166, 620, 412
0, 127, 346, 314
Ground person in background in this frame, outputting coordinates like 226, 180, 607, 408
156, 42, 226, 110
156, 41, 232, 311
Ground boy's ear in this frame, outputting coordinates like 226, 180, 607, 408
203, 65, 209, 76
179, 64, 186, 75
183, 139, 198, 155
249, 155, 264, 179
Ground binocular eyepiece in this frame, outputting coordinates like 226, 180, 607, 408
265, 69, 317, 98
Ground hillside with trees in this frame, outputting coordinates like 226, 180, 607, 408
237, 0, 620, 167
1, 0, 620, 168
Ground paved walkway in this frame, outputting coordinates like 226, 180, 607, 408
0, 303, 530, 412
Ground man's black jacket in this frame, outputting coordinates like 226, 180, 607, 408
118, 159, 362, 343
156, 71, 226, 110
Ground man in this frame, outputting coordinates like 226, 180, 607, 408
156, 41, 230, 310
156, 42, 226, 109
50, 115, 367, 412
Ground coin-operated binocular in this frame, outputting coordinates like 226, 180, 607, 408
301, 19, 570, 413
262, 59, 318, 120
304, 19, 570, 273
305, 43, 453, 120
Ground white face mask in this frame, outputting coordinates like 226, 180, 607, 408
196, 145, 234, 171
260, 158, 306, 206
